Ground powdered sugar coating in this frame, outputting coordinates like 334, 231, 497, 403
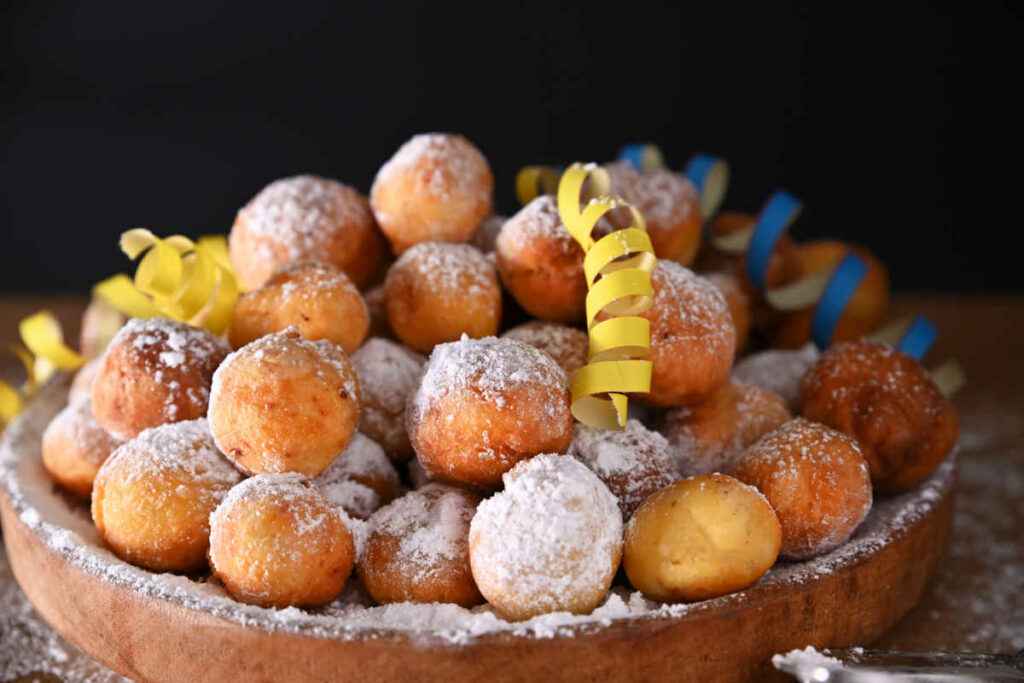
469, 454, 623, 620
350, 338, 425, 460
568, 420, 680, 518
732, 344, 820, 412
496, 195, 577, 256
43, 398, 122, 469
502, 322, 589, 377
605, 161, 699, 239
373, 134, 490, 207
650, 261, 732, 347
212, 474, 333, 543
388, 241, 495, 298
314, 433, 400, 519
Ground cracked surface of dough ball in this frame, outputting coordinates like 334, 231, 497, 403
501, 321, 588, 377
407, 336, 572, 489
91, 419, 241, 572
800, 340, 958, 492
629, 261, 735, 406
384, 242, 502, 353
228, 261, 368, 353
623, 473, 781, 602
495, 196, 588, 323
313, 433, 401, 519
731, 418, 872, 559
370, 133, 493, 254
91, 318, 230, 440
209, 329, 360, 476
210, 474, 355, 607
568, 419, 679, 519
358, 483, 482, 606
42, 398, 123, 499
229, 174, 385, 290
350, 338, 425, 462
469, 454, 623, 621
661, 381, 791, 476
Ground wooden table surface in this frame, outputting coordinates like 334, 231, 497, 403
1, 294, 1022, 682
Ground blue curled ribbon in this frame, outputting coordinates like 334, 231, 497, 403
746, 191, 803, 290
684, 154, 729, 223
617, 143, 663, 173
896, 315, 938, 360
811, 253, 869, 349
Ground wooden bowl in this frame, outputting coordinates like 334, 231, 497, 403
1, 380, 956, 683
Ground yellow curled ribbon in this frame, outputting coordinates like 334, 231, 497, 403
515, 165, 562, 205
557, 163, 657, 429
1, 311, 84, 428
94, 230, 238, 335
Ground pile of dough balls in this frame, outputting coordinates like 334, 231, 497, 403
35, 134, 957, 622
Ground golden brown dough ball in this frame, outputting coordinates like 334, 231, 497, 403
350, 338, 426, 463
69, 357, 102, 404
629, 261, 735, 407
91, 318, 230, 440
800, 340, 959, 493
79, 297, 125, 360
661, 381, 791, 476
731, 418, 872, 560
407, 336, 572, 489
705, 271, 751, 354
370, 133, 493, 254
228, 261, 369, 353
384, 242, 502, 353
91, 419, 241, 572
313, 433, 401, 519
501, 321, 589, 377
605, 161, 703, 265
568, 419, 679, 519
229, 174, 386, 291
210, 474, 355, 607
693, 211, 756, 274
469, 454, 623, 620
495, 196, 588, 323
731, 344, 820, 413
208, 329, 360, 476
42, 398, 123, 499
623, 473, 781, 602
358, 483, 483, 607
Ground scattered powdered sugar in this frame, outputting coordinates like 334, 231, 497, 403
386, 241, 495, 297
472, 214, 506, 253
237, 175, 372, 261
501, 321, 589, 376
772, 646, 843, 682
495, 195, 578, 256
313, 433, 400, 519
732, 344, 820, 413
568, 420, 679, 518
273, 261, 363, 306
350, 338, 425, 453
604, 161, 698, 234
42, 397, 123, 467
372, 133, 490, 205
410, 335, 568, 424
317, 478, 380, 522
650, 261, 733, 350
469, 454, 623, 616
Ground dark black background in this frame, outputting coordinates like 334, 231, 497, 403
0, 3, 1002, 293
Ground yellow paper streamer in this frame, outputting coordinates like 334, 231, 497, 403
1, 311, 84, 427
515, 165, 562, 205
95, 230, 239, 335
556, 163, 657, 429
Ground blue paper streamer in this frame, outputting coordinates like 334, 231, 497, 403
683, 154, 720, 195
617, 143, 662, 172
896, 315, 937, 360
746, 191, 803, 290
811, 253, 869, 349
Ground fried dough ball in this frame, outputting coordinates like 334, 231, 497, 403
208, 329, 360, 477
370, 133, 493, 254
694, 211, 756, 274
358, 483, 483, 606
731, 418, 872, 559
627, 261, 735, 407
384, 242, 502, 353
501, 321, 589, 377
228, 261, 369, 353
350, 338, 425, 463
661, 381, 791, 476
91, 318, 230, 440
313, 433, 401, 519
605, 161, 703, 264
79, 297, 125, 360
69, 357, 102, 404
229, 174, 386, 291
407, 336, 572, 489
732, 344, 820, 413
495, 196, 588, 323
42, 398, 123, 499
769, 241, 890, 349
568, 419, 679, 519
800, 340, 959, 493
469, 454, 623, 620
473, 214, 506, 253
91, 419, 241, 572
623, 473, 781, 601
210, 474, 355, 607
705, 271, 751, 354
